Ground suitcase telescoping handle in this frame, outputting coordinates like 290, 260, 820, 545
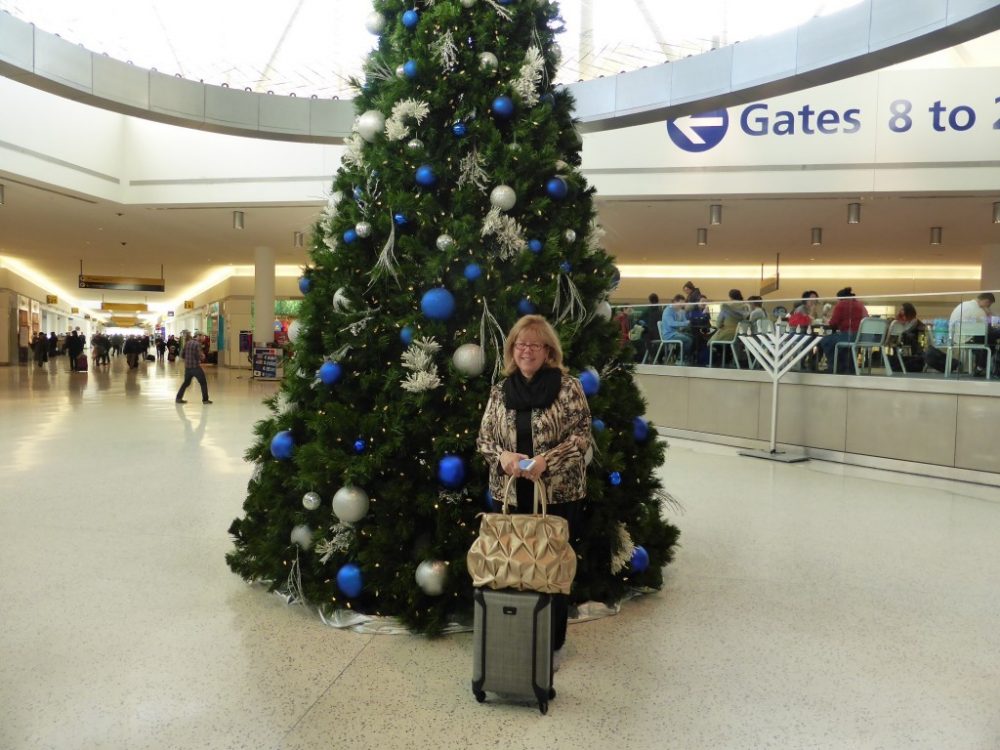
499, 475, 549, 516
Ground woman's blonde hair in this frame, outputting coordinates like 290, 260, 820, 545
502, 315, 567, 376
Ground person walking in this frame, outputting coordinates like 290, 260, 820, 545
175, 335, 213, 404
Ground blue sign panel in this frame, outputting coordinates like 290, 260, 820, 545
666, 109, 730, 152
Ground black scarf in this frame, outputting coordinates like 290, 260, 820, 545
503, 367, 562, 411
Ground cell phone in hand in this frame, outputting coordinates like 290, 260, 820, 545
518, 458, 536, 471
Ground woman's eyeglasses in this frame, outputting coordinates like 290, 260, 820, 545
514, 342, 545, 352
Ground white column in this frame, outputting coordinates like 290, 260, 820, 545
981, 244, 1000, 292
254, 246, 276, 348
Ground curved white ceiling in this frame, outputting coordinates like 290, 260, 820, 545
0, 0, 865, 99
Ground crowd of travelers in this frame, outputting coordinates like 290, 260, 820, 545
27, 330, 212, 373
616, 282, 998, 378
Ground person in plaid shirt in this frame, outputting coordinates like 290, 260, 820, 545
175, 335, 212, 404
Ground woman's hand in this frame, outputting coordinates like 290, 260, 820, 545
499, 451, 528, 477
523, 454, 547, 482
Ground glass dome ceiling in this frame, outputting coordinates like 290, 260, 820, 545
0, 0, 865, 99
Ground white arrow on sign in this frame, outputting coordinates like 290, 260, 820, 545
674, 115, 725, 145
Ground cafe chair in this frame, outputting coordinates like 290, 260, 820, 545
709, 321, 749, 369
833, 317, 890, 376
883, 320, 911, 375
943, 320, 992, 379
651, 321, 684, 365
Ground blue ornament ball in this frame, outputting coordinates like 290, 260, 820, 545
298, 276, 312, 295
484, 488, 496, 511
609, 471, 622, 487
498, 0, 515, 5
560, 261, 572, 273
517, 298, 537, 316
546, 176, 569, 200
631, 546, 650, 573
528, 239, 544, 254
415, 164, 437, 188
438, 454, 466, 489
610, 265, 621, 290
492, 95, 515, 120
393, 212, 409, 227
402, 9, 419, 28
464, 263, 482, 281
343, 228, 358, 244
579, 367, 600, 397
403, 59, 418, 79
353, 439, 367, 454
540, 93, 555, 107
270, 430, 294, 460
452, 122, 467, 138
318, 361, 343, 386
400, 325, 415, 346
633, 417, 650, 442
592, 418, 606, 432
421, 288, 456, 320
353, 186, 364, 201
336, 563, 364, 598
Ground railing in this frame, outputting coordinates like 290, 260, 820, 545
615, 289, 999, 381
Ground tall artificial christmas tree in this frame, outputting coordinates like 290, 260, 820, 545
227, 0, 680, 634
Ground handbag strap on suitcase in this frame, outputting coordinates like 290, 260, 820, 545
500, 475, 549, 516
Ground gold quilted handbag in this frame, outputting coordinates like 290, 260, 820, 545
466, 476, 577, 595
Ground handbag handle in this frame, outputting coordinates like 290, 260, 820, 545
500, 474, 549, 516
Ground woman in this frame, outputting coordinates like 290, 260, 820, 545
788, 290, 819, 329
819, 287, 869, 373
477, 315, 591, 670
710, 289, 749, 346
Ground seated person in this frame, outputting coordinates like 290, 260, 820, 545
788, 290, 819, 329
894, 302, 926, 371
818, 287, 869, 373
946, 292, 996, 375
639, 293, 662, 363
659, 294, 693, 363
710, 289, 749, 344
747, 296, 767, 324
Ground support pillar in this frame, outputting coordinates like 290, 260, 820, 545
254, 246, 276, 348
981, 244, 1000, 292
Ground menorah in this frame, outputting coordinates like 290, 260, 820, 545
737, 327, 817, 463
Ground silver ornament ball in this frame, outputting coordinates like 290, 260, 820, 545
396, 64, 406, 78
415, 560, 448, 596
332, 485, 370, 524
453, 343, 486, 377
290, 524, 313, 549
406, 138, 424, 154
490, 185, 517, 212
357, 110, 385, 143
364, 11, 386, 35
564, 229, 577, 243
460, 0, 477, 7
302, 491, 322, 511
584, 445, 594, 465
355, 221, 372, 238
287, 320, 301, 343
436, 234, 456, 252
479, 52, 499, 75
595, 301, 613, 321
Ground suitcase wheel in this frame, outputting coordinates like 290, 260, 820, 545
539, 701, 548, 715
474, 690, 486, 704
549, 688, 556, 700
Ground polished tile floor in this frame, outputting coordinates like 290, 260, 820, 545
2, 357, 999, 750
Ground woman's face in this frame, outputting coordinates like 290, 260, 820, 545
513, 329, 549, 379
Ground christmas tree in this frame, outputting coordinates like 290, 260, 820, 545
226, 0, 680, 635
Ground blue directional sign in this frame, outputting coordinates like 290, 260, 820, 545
667, 109, 730, 152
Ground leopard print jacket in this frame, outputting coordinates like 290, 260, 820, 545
477, 373, 591, 505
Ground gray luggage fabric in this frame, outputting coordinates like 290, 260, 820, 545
472, 589, 555, 714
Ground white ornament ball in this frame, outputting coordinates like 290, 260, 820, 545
357, 110, 385, 143
436, 234, 456, 252
302, 491, 322, 511
415, 560, 448, 596
406, 138, 424, 154
396, 64, 406, 78
461, 0, 477, 6
355, 221, 372, 238
453, 343, 486, 377
564, 229, 577, 243
596, 301, 613, 321
479, 52, 499, 75
332, 485, 370, 524
287, 320, 301, 343
364, 11, 387, 35
490, 185, 517, 212
290, 524, 313, 549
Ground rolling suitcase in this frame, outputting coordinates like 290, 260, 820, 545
471, 588, 555, 714
76, 354, 88, 370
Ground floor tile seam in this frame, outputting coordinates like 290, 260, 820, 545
276, 635, 374, 747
